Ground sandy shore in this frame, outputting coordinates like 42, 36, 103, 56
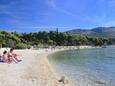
0, 46, 94, 86
0, 48, 70, 86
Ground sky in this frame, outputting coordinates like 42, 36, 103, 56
0, 0, 115, 32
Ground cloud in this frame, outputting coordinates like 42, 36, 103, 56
46, 0, 56, 8
46, 0, 76, 17
0, 1, 17, 11
31, 26, 66, 28
27, 26, 81, 30
0, 1, 30, 26
0, 1, 19, 18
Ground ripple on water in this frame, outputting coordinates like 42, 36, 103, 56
48, 48, 115, 86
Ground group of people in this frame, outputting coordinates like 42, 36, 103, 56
0, 48, 22, 64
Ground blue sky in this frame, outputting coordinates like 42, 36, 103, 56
0, 0, 115, 32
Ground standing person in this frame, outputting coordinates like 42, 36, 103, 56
8, 48, 22, 63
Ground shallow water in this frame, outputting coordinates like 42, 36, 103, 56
48, 48, 115, 86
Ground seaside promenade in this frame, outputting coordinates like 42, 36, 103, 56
0, 49, 68, 86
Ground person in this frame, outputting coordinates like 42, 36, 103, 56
8, 48, 22, 63
0, 48, 6, 57
2, 50, 8, 63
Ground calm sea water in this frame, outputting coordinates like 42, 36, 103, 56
48, 48, 115, 86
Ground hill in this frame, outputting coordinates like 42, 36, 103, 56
67, 27, 115, 37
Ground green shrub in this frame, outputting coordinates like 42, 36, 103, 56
15, 43, 30, 49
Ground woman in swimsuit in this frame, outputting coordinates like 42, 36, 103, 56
8, 48, 22, 63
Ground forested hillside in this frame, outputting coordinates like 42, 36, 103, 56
0, 30, 115, 49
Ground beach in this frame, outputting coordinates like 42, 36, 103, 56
0, 46, 94, 86
0, 48, 70, 86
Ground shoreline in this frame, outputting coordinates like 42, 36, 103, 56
43, 45, 94, 86
46, 46, 115, 86
44, 46, 101, 86
0, 46, 95, 86
43, 49, 69, 86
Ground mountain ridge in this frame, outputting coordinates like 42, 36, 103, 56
67, 26, 115, 37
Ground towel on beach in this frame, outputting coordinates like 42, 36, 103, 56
0, 56, 4, 63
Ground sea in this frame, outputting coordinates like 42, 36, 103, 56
48, 47, 115, 86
